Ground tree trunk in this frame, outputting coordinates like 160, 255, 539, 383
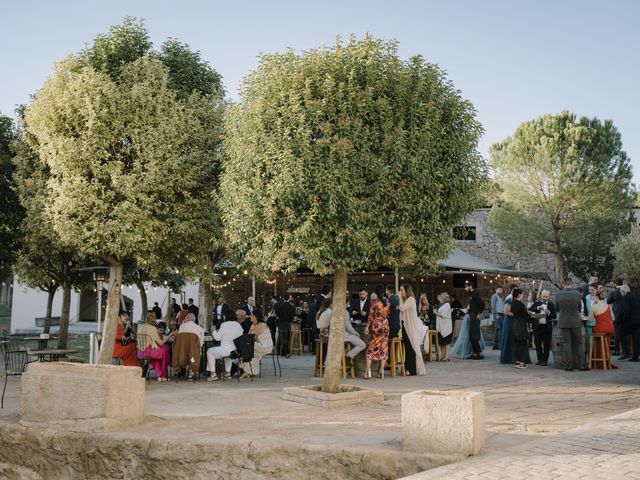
552, 226, 569, 285
43, 287, 56, 334
97, 262, 124, 364
322, 267, 348, 394
134, 278, 147, 322
200, 280, 214, 331
56, 282, 71, 349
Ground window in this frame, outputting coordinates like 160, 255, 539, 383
453, 226, 476, 241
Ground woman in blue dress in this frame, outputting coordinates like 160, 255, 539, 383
450, 314, 486, 359
500, 287, 531, 364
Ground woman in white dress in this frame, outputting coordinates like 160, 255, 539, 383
239, 313, 274, 379
398, 284, 426, 376
434, 292, 453, 361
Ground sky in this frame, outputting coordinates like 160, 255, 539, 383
2, 0, 639, 182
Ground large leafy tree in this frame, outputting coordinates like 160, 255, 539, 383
0, 113, 23, 282
222, 36, 487, 393
12, 124, 92, 346
489, 112, 635, 284
613, 225, 640, 290
24, 18, 224, 363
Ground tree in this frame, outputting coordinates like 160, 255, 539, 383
12, 118, 92, 347
613, 225, 640, 290
489, 112, 636, 284
0, 113, 23, 282
221, 36, 487, 393
24, 19, 224, 363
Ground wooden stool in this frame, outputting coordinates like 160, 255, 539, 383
342, 341, 355, 379
289, 330, 304, 356
388, 338, 407, 377
426, 330, 441, 362
301, 328, 313, 351
589, 333, 611, 370
315, 338, 328, 376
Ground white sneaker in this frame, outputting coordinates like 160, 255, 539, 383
514, 362, 527, 369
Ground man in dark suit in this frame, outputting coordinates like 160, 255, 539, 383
528, 289, 557, 366
242, 296, 261, 318
187, 298, 200, 324
213, 296, 229, 330
349, 288, 370, 325
152, 302, 163, 320
275, 294, 296, 357
555, 279, 587, 371
607, 278, 628, 357
620, 285, 640, 362
386, 285, 401, 338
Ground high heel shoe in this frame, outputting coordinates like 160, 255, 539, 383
377, 369, 385, 379
364, 369, 372, 379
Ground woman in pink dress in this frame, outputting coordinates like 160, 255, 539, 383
589, 291, 616, 369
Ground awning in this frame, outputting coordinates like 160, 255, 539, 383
439, 248, 551, 280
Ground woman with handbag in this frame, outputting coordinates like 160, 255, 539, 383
113, 310, 140, 367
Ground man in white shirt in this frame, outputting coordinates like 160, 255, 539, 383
178, 313, 205, 347
206, 311, 244, 380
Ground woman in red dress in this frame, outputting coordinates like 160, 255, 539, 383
365, 285, 390, 379
112, 311, 140, 367
589, 292, 616, 369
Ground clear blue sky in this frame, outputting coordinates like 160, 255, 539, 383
3, 0, 639, 182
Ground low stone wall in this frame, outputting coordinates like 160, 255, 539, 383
0, 422, 462, 480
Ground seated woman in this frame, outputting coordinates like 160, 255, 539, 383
589, 291, 617, 369
239, 312, 273, 380
113, 310, 140, 367
138, 312, 175, 382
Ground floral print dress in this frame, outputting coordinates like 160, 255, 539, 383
366, 298, 391, 360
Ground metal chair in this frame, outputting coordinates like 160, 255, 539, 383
0, 341, 37, 408
135, 334, 156, 384
260, 345, 281, 378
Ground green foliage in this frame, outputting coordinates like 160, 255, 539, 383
489, 112, 636, 282
613, 225, 640, 289
0, 113, 23, 282
221, 35, 487, 275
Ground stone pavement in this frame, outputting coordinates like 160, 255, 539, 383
401, 407, 640, 480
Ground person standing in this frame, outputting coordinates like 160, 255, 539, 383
213, 296, 229, 330
152, 302, 163, 321
528, 289, 556, 366
275, 294, 296, 358
398, 284, 426, 376
385, 285, 401, 338
242, 296, 261, 318
607, 278, 628, 358
349, 288, 370, 325
620, 285, 640, 362
434, 292, 453, 361
465, 284, 485, 360
511, 288, 529, 369
187, 298, 200, 324
491, 286, 505, 350
556, 279, 588, 371
365, 285, 391, 379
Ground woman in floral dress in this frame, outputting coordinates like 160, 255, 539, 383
365, 284, 391, 379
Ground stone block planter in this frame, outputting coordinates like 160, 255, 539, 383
402, 389, 484, 456
282, 384, 383, 408
20, 362, 144, 432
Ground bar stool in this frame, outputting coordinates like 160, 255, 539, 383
388, 337, 407, 377
589, 333, 611, 370
289, 329, 304, 356
426, 330, 441, 362
301, 328, 313, 352
315, 338, 328, 376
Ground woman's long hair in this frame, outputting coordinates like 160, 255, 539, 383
401, 284, 415, 299
316, 297, 332, 322
374, 284, 386, 304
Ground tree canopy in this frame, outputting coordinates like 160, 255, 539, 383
221, 35, 487, 391
23, 18, 225, 362
613, 225, 640, 290
489, 112, 636, 283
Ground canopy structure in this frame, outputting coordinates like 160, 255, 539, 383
439, 248, 551, 281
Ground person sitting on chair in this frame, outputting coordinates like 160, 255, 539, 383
206, 310, 244, 381
113, 311, 140, 367
239, 312, 273, 380
138, 312, 175, 382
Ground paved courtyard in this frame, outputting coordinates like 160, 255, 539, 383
1, 348, 639, 478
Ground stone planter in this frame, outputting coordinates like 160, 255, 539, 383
21, 362, 144, 432
282, 384, 383, 408
402, 389, 484, 456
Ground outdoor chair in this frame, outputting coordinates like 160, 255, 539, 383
260, 345, 281, 378
232, 333, 255, 382
0, 340, 37, 408
135, 334, 156, 384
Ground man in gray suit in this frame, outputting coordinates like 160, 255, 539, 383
555, 279, 588, 371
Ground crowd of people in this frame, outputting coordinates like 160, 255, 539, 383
111, 275, 639, 382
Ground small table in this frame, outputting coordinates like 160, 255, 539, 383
24, 337, 57, 350
29, 349, 79, 362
